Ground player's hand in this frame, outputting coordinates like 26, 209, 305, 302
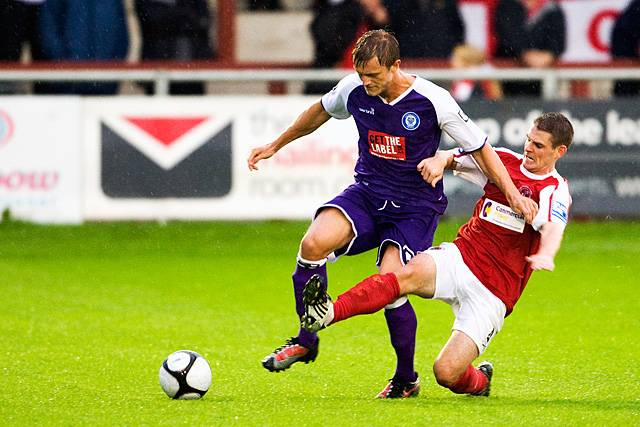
417, 155, 447, 187
526, 253, 555, 271
247, 143, 277, 171
508, 194, 538, 224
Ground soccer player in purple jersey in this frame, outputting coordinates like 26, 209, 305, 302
247, 29, 537, 398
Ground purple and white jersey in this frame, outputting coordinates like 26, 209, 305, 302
321, 73, 487, 211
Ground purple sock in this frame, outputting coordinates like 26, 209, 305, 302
292, 257, 327, 349
385, 300, 418, 383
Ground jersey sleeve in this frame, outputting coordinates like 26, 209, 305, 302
451, 149, 488, 187
429, 84, 487, 152
531, 180, 571, 231
320, 73, 361, 120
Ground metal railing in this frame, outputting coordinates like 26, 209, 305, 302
0, 67, 639, 98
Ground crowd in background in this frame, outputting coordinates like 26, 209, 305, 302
0, 0, 214, 95
0, 0, 638, 97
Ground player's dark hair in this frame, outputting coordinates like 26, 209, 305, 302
535, 112, 574, 148
352, 29, 400, 69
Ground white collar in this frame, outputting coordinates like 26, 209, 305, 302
519, 161, 556, 180
379, 75, 417, 105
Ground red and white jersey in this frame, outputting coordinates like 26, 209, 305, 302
452, 148, 571, 315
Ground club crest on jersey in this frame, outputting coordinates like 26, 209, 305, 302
401, 112, 420, 131
519, 185, 533, 198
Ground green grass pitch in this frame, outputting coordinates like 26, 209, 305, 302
1, 220, 639, 425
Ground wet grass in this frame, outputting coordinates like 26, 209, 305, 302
0, 220, 638, 425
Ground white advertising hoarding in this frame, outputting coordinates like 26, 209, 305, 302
2, 96, 638, 222
0, 97, 82, 224
83, 97, 359, 220
459, 0, 632, 63
560, 0, 632, 63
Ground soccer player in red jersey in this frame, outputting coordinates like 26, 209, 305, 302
302, 112, 573, 397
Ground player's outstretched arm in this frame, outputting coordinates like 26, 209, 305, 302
247, 101, 331, 171
526, 222, 565, 271
471, 144, 539, 223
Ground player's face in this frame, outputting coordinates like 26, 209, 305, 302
355, 57, 396, 97
523, 126, 567, 174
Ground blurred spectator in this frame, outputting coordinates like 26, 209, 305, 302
450, 44, 502, 102
610, 0, 640, 97
304, 0, 388, 94
37, 0, 129, 95
493, 0, 566, 97
0, 0, 45, 93
248, 0, 282, 10
135, 0, 215, 95
384, 0, 464, 59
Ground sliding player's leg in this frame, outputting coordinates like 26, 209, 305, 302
427, 243, 506, 396
302, 251, 437, 331
432, 331, 492, 396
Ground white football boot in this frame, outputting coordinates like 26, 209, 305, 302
301, 274, 334, 332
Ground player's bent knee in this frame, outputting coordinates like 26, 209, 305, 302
299, 234, 330, 261
432, 360, 459, 388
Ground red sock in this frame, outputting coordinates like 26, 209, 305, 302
448, 365, 488, 395
332, 273, 400, 323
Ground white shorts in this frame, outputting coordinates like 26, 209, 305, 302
424, 242, 507, 355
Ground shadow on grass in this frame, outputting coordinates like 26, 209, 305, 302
270, 393, 639, 413
416, 396, 640, 412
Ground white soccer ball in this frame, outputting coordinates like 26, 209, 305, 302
159, 350, 212, 400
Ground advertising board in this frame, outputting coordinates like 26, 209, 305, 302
0, 97, 82, 223
83, 97, 640, 220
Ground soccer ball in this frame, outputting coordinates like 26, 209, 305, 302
159, 350, 212, 400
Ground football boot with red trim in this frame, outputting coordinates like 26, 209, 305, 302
261, 337, 319, 372
376, 375, 421, 399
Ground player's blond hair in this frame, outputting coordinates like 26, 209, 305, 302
352, 29, 400, 69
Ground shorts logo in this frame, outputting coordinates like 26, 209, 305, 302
402, 245, 415, 264
482, 328, 496, 348
367, 130, 406, 160
0, 109, 14, 150
519, 185, 533, 198
401, 112, 420, 131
